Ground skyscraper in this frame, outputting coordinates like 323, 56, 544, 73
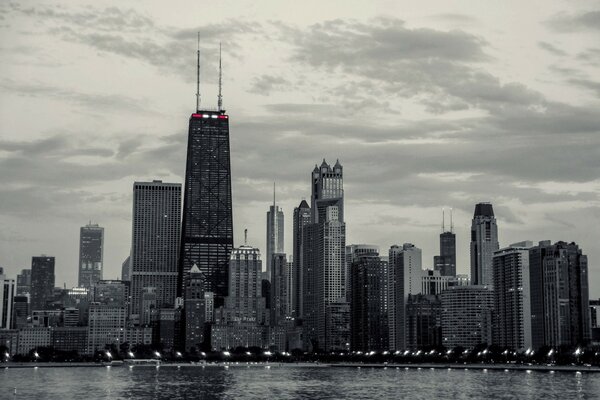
184, 264, 207, 352
0, 272, 16, 329
470, 203, 499, 285
270, 253, 288, 326
529, 241, 591, 348
30, 256, 55, 312
266, 185, 284, 281
178, 42, 233, 306
292, 200, 311, 318
388, 243, 422, 351
492, 241, 533, 350
302, 159, 348, 351
130, 181, 181, 322
78, 223, 104, 288
434, 210, 456, 276
346, 244, 380, 303
350, 248, 388, 352
16, 269, 31, 296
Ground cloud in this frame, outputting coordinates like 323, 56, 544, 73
538, 41, 567, 56
248, 75, 292, 95
568, 78, 600, 96
546, 10, 600, 32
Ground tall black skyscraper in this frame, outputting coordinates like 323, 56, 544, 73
434, 209, 456, 276
31, 256, 55, 311
470, 202, 499, 285
178, 41, 233, 306
292, 200, 311, 317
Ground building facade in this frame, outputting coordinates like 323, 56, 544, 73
1, 272, 16, 329
78, 223, 104, 288
31, 256, 55, 312
406, 294, 442, 350
292, 200, 311, 318
470, 203, 499, 286
130, 181, 181, 322
266, 189, 284, 281
270, 253, 288, 326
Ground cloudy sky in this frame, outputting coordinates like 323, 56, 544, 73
1, 1, 599, 297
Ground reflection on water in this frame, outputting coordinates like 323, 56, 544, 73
1, 365, 600, 399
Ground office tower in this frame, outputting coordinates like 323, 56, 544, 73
94, 280, 130, 308
266, 185, 284, 280
303, 160, 348, 351
1, 273, 16, 329
470, 203, 499, 285
184, 264, 207, 352
292, 200, 311, 317
87, 305, 127, 354
434, 209, 456, 276
270, 253, 288, 326
388, 243, 422, 351
30, 256, 55, 311
121, 256, 130, 282
350, 249, 388, 352
529, 241, 591, 348
492, 241, 533, 350
441, 285, 494, 348
12, 296, 29, 329
130, 181, 181, 323
421, 269, 452, 296
286, 258, 294, 317
590, 299, 600, 345
78, 223, 104, 288
346, 244, 380, 303
16, 269, 31, 296
140, 287, 158, 326
178, 45, 233, 306
406, 294, 442, 350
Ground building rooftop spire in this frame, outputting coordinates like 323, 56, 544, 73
218, 42, 223, 111
196, 32, 201, 112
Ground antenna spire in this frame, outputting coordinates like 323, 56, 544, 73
244, 228, 248, 246
450, 208, 454, 233
196, 32, 200, 112
218, 42, 223, 111
273, 182, 276, 208
442, 208, 445, 232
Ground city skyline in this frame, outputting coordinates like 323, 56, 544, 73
1, 1, 600, 299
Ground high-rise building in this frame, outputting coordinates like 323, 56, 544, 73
184, 264, 207, 352
406, 294, 442, 350
78, 223, 104, 288
30, 256, 55, 312
434, 211, 456, 276
266, 186, 284, 281
470, 203, 499, 285
292, 200, 311, 318
130, 181, 181, 322
303, 160, 348, 351
388, 243, 422, 351
94, 280, 130, 308
12, 296, 29, 329
16, 269, 31, 296
441, 285, 494, 349
1, 272, 16, 329
529, 241, 591, 348
178, 48, 234, 306
350, 249, 388, 352
346, 244, 380, 303
492, 242, 533, 350
420, 269, 452, 296
270, 253, 288, 326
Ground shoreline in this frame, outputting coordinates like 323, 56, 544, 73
3, 361, 600, 373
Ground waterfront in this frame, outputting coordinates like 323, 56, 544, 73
2, 365, 600, 399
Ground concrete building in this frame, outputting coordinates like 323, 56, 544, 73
492, 242, 533, 350
87, 304, 126, 354
130, 181, 181, 323
78, 223, 104, 288
302, 160, 349, 352
421, 269, 452, 296
470, 203, 499, 286
441, 285, 494, 349
51, 327, 88, 354
12, 296, 29, 329
17, 327, 52, 355
270, 253, 289, 326
184, 264, 207, 352
16, 269, 31, 296
30, 256, 55, 312
388, 243, 422, 351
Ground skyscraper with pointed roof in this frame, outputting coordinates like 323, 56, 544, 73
178, 39, 234, 306
266, 183, 284, 281
470, 203, 499, 285
292, 199, 311, 318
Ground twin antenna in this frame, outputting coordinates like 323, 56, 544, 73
195, 32, 223, 112
442, 208, 454, 233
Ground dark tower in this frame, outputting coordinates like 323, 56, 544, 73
434, 209, 456, 276
178, 37, 234, 306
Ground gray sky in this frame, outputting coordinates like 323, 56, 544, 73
1, 1, 599, 297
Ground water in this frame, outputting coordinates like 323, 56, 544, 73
1, 365, 599, 399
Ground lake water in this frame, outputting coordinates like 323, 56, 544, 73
1, 365, 599, 399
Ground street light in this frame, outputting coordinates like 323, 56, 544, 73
154, 351, 161, 359
128, 351, 135, 358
